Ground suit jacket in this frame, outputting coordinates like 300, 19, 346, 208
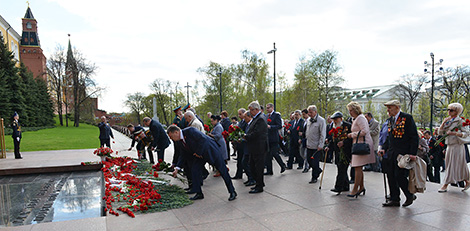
211, 123, 228, 160
289, 118, 304, 146
245, 112, 268, 156
11, 120, 22, 139
305, 115, 326, 150
149, 120, 170, 150
177, 127, 223, 167
427, 137, 443, 166
98, 122, 114, 140
383, 111, 419, 159
221, 117, 231, 131
368, 119, 380, 151
266, 111, 282, 143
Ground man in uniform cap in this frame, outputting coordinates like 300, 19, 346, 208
11, 112, 23, 159
182, 103, 191, 112
379, 99, 419, 207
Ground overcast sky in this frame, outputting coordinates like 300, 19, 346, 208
2, 0, 469, 113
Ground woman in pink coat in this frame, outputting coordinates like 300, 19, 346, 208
346, 101, 376, 198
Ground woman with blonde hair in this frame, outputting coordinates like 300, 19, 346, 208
346, 101, 376, 198
437, 102, 470, 192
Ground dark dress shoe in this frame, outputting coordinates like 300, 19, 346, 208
15, 157, 23, 159
382, 201, 400, 207
190, 193, 204, 200
281, 166, 286, 173
228, 192, 237, 201
231, 176, 242, 180
285, 166, 293, 170
185, 190, 197, 194
309, 178, 318, 184
243, 180, 250, 185
330, 188, 342, 193
402, 195, 417, 207
249, 188, 263, 194
245, 181, 256, 187
297, 166, 303, 169
302, 169, 309, 173
264, 172, 273, 175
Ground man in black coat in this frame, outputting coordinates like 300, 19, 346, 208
265, 103, 287, 175
11, 112, 22, 159
143, 117, 170, 164
379, 100, 419, 207
244, 101, 269, 193
169, 125, 237, 201
424, 130, 442, 183
287, 110, 304, 169
98, 116, 114, 148
325, 112, 352, 193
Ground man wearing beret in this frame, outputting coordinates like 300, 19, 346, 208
379, 100, 419, 207
11, 112, 23, 159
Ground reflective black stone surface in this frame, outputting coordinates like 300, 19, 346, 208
0, 171, 102, 227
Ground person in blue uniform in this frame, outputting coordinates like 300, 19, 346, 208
11, 112, 22, 159
98, 116, 114, 148
169, 125, 237, 201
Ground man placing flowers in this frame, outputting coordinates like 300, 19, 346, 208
168, 125, 237, 201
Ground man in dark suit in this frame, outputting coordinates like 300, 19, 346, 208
98, 116, 114, 148
11, 112, 22, 159
379, 100, 419, 207
232, 108, 249, 179
287, 110, 304, 169
143, 117, 170, 164
169, 125, 237, 201
424, 130, 441, 183
325, 112, 352, 193
244, 101, 269, 193
265, 103, 287, 175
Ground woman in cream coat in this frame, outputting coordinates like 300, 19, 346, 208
346, 102, 376, 198
437, 103, 470, 192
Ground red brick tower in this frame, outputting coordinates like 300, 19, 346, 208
19, 6, 47, 81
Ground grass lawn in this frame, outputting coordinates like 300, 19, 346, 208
4, 119, 99, 152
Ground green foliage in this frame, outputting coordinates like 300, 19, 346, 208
0, 34, 54, 126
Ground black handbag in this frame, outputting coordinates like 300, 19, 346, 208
351, 130, 370, 155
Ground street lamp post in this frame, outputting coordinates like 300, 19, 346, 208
424, 53, 443, 134
267, 43, 277, 111
216, 68, 222, 113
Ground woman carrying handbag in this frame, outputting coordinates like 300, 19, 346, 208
346, 102, 376, 198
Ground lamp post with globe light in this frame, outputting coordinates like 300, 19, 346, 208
424, 53, 444, 133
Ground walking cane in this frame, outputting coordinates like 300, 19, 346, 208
319, 149, 328, 190
383, 172, 388, 200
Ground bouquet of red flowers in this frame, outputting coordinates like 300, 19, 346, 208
94, 147, 114, 157
227, 125, 245, 142
328, 126, 350, 164
435, 117, 470, 146
204, 124, 210, 133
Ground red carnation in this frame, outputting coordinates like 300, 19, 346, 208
439, 142, 445, 147
267, 119, 272, 123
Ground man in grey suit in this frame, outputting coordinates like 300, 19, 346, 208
304, 105, 326, 184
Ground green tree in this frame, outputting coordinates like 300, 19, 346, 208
0, 34, 26, 121
124, 92, 146, 124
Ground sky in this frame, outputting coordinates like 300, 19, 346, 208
1, 0, 470, 113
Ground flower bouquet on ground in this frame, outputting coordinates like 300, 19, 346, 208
94, 147, 115, 161
435, 117, 470, 146
152, 159, 186, 184
227, 125, 245, 142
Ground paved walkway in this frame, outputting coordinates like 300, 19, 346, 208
1, 129, 470, 230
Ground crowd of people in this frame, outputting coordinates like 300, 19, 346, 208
108, 100, 470, 206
